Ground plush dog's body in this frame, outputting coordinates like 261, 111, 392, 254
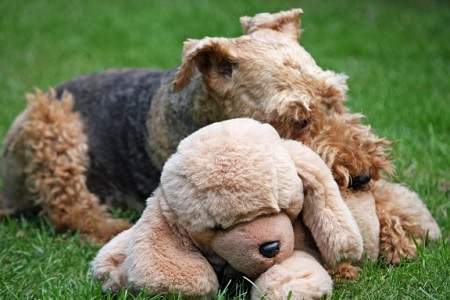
91, 118, 362, 299
1, 9, 440, 263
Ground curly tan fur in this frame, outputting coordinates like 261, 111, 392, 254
15, 90, 129, 243
378, 213, 419, 264
373, 179, 441, 264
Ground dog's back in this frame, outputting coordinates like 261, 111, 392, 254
54, 68, 177, 208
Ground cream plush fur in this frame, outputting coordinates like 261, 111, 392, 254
91, 118, 363, 299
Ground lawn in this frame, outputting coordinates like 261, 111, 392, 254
0, 0, 449, 299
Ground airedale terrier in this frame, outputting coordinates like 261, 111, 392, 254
1, 8, 440, 269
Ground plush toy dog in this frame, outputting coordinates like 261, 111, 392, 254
91, 118, 363, 299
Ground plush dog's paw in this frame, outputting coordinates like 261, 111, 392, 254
91, 229, 131, 291
251, 251, 332, 300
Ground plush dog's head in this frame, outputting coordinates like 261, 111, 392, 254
160, 117, 362, 266
160, 118, 303, 234
172, 9, 393, 193
158, 118, 303, 281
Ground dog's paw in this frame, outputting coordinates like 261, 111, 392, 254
380, 237, 417, 265
327, 262, 360, 281
251, 251, 332, 300
83, 218, 131, 245
380, 240, 417, 265
379, 215, 418, 264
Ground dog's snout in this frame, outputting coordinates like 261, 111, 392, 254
348, 173, 371, 189
259, 241, 280, 258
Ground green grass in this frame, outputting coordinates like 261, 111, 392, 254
1, 0, 449, 299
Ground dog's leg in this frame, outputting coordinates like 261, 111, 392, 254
1, 90, 130, 244
373, 179, 441, 264
1, 110, 33, 216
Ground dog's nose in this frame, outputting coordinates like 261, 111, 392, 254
259, 241, 280, 258
348, 173, 371, 189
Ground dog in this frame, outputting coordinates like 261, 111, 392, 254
1, 8, 440, 266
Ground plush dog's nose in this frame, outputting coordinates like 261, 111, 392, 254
259, 241, 280, 258
348, 173, 371, 189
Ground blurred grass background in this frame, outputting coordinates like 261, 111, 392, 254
0, 0, 449, 299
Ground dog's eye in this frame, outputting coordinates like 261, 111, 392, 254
298, 119, 309, 129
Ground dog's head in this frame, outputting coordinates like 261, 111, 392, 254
172, 9, 393, 192
270, 110, 394, 194
293, 113, 394, 192
172, 9, 348, 127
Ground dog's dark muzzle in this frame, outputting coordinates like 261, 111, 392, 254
348, 173, 371, 189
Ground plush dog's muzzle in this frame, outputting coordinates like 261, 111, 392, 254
210, 213, 294, 278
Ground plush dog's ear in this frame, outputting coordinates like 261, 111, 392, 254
240, 8, 303, 41
173, 38, 236, 94
123, 189, 219, 298
282, 140, 363, 266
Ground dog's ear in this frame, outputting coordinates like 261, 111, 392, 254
320, 71, 349, 108
123, 189, 219, 297
240, 8, 303, 41
282, 140, 363, 266
173, 38, 236, 94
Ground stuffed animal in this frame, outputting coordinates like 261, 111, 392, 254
91, 118, 363, 299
